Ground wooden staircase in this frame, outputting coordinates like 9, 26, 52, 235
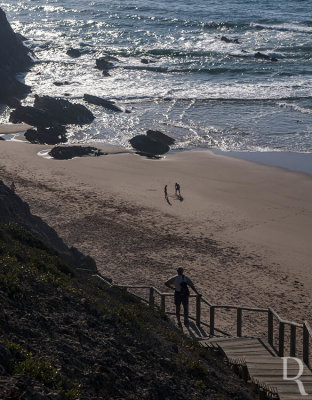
89, 273, 312, 400
200, 336, 312, 400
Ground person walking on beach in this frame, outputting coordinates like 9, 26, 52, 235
165, 267, 200, 326
175, 182, 181, 197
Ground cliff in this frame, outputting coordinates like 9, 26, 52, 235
0, 7, 32, 102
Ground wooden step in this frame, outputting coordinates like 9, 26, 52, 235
217, 338, 261, 347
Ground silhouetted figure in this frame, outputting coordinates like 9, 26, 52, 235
10, 181, 16, 193
165, 267, 200, 326
175, 182, 181, 196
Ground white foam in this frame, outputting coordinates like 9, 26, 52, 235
37, 150, 53, 159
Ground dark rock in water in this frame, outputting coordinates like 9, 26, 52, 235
7, 97, 21, 109
34, 95, 95, 125
10, 96, 94, 127
140, 58, 156, 64
10, 105, 56, 127
53, 81, 70, 86
83, 94, 123, 112
0, 7, 32, 103
66, 48, 81, 58
49, 145, 105, 160
255, 51, 278, 62
221, 36, 240, 44
25, 125, 67, 145
96, 57, 114, 71
100, 55, 119, 62
146, 130, 175, 146
129, 135, 170, 155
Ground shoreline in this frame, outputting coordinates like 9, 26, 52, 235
0, 140, 311, 334
212, 149, 312, 177
2, 123, 312, 176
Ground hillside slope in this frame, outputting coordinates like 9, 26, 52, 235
0, 182, 254, 399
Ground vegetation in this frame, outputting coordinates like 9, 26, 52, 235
0, 222, 251, 399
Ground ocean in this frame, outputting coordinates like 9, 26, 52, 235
1, 0, 312, 153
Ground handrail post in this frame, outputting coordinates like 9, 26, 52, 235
279, 322, 285, 357
268, 308, 273, 347
196, 295, 201, 327
290, 325, 296, 357
149, 287, 154, 307
210, 306, 215, 336
237, 308, 242, 337
160, 294, 166, 312
303, 322, 310, 367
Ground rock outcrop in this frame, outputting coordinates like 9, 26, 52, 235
83, 94, 123, 112
25, 125, 67, 145
10, 95, 95, 128
129, 130, 175, 156
0, 7, 32, 103
129, 135, 170, 156
34, 95, 95, 125
10, 105, 56, 127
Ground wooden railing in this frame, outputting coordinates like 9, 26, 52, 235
91, 273, 312, 368
268, 307, 312, 366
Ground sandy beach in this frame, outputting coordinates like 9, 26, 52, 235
0, 123, 32, 135
1, 139, 312, 335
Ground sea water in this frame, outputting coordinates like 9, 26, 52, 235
2, 0, 312, 153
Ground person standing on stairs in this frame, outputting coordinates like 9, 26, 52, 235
165, 267, 201, 326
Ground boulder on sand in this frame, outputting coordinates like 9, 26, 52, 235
49, 146, 105, 160
25, 125, 67, 145
129, 135, 170, 156
146, 130, 175, 146
83, 94, 123, 112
